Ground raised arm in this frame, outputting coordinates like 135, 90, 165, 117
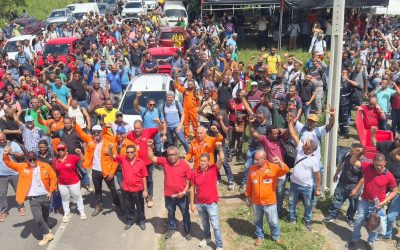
133, 91, 142, 113
287, 114, 299, 146
74, 122, 93, 143
3, 149, 24, 173
325, 105, 336, 132
248, 116, 262, 141
349, 148, 363, 167
147, 139, 158, 163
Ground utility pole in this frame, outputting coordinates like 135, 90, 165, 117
323, 0, 345, 192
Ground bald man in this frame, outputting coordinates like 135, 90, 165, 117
245, 150, 289, 246
0, 132, 25, 221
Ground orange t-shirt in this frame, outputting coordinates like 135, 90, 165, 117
245, 162, 289, 206
186, 134, 223, 168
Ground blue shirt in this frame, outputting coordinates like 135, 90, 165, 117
0, 142, 22, 176
140, 106, 165, 128
121, 66, 131, 86
164, 101, 183, 128
106, 71, 122, 93
376, 87, 396, 113
50, 83, 71, 105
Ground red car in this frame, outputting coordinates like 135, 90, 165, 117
158, 26, 188, 52
146, 47, 180, 75
36, 37, 80, 65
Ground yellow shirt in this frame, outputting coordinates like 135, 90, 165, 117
172, 33, 185, 47
95, 108, 118, 124
263, 54, 281, 75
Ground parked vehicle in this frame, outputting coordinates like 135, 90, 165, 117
98, 3, 110, 16
67, 3, 100, 15
36, 37, 80, 64
11, 18, 46, 36
164, 1, 187, 27
144, 0, 158, 10
100, 0, 119, 15
145, 47, 180, 75
3, 35, 37, 59
122, 0, 147, 21
46, 8, 73, 23
118, 74, 175, 124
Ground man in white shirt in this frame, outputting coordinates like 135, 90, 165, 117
288, 21, 300, 50
309, 32, 327, 56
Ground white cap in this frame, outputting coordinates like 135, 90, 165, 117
92, 125, 102, 131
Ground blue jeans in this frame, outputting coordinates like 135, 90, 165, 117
241, 147, 257, 185
328, 183, 359, 220
166, 126, 189, 153
165, 195, 191, 234
146, 163, 155, 197
253, 204, 281, 240
77, 164, 90, 187
288, 182, 313, 222
379, 114, 388, 131
78, 100, 88, 109
217, 143, 234, 183
385, 194, 400, 238
131, 66, 142, 76
50, 190, 62, 211
391, 109, 400, 135
197, 203, 223, 248
352, 200, 383, 243
277, 176, 287, 214
302, 102, 312, 122
153, 133, 163, 155
269, 74, 277, 81
115, 167, 123, 189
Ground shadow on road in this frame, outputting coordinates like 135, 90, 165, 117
13, 217, 58, 240
226, 217, 255, 238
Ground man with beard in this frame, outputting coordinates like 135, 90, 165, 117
0, 108, 23, 143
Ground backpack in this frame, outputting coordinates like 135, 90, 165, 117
161, 100, 182, 119
141, 107, 162, 121
299, 125, 322, 145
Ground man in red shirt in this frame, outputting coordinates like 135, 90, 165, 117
189, 142, 224, 249
148, 140, 192, 241
127, 119, 163, 208
357, 96, 385, 129
109, 144, 148, 231
347, 153, 398, 249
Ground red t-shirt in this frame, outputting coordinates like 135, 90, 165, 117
115, 156, 148, 192
54, 154, 81, 185
361, 105, 380, 129
191, 164, 219, 204
361, 162, 397, 202
259, 135, 285, 162
156, 157, 192, 197
127, 128, 158, 165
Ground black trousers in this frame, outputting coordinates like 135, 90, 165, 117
339, 104, 350, 136
29, 194, 51, 235
123, 190, 145, 225
228, 128, 244, 157
92, 170, 121, 208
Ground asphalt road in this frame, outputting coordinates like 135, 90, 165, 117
1, 169, 165, 250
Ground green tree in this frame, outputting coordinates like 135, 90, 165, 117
0, 0, 27, 20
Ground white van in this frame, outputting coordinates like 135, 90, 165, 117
164, 1, 187, 27
118, 74, 177, 124
67, 3, 100, 16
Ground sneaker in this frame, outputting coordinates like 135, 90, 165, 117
165, 229, 175, 239
345, 240, 356, 248
84, 186, 94, 192
324, 216, 335, 223
304, 220, 312, 231
199, 238, 211, 247
0, 213, 7, 222
18, 207, 26, 216
287, 219, 296, 224
62, 214, 71, 223
228, 182, 235, 191
92, 205, 103, 217
238, 185, 246, 193
185, 233, 192, 241
376, 235, 391, 241
38, 232, 54, 246
275, 239, 284, 245
80, 212, 87, 220
147, 197, 154, 208
139, 221, 146, 230
124, 223, 133, 230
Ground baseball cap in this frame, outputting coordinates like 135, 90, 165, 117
116, 111, 123, 117
100, 60, 106, 65
92, 125, 102, 131
25, 116, 34, 122
251, 81, 258, 86
116, 126, 127, 134
307, 114, 319, 122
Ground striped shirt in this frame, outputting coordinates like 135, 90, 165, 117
21, 126, 44, 154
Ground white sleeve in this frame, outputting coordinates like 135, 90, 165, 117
312, 158, 321, 172
294, 121, 304, 133
317, 126, 327, 137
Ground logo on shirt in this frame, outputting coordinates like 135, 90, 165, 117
263, 179, 272, 184
252, 179, 258, 184
23, 169, 30, 174
66, 164, 72, 167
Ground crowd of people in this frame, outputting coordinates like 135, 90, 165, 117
0, 5, 400, 250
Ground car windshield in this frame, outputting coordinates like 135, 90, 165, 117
50, 11, 66, 18
3, 41, 20, 53
42, 44, 70, 57
120, 91, 166, 115
68, 6, 75, 11
99, 4, 108, 11
165, 9, 186, 18
160, 32, 177, 40
125, 2, 142, 8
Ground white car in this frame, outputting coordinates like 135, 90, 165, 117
121, 0, 147, 21
3, 35, 37, 60
46, 8, 73, 23
164, 1, 187, 27
118, 74, 177, 124
144, 0, 158, 10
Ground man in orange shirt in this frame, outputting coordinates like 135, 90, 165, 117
245, 150, 289, 246
37, 109, 64, 151
3, 150, 57, 246
186, 126, 223, 168
174, 77, 200, 138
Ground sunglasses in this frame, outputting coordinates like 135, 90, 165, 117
126, 151, 135, 154
58, 148, 66, 151
148, 104, 155, 107
92, 131, 101, 134
28, 159, 36, 163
